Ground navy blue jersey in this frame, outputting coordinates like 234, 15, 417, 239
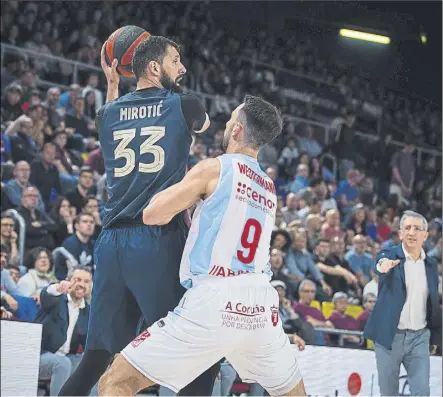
96, 88, 206, 228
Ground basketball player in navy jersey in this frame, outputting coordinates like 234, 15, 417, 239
58, 36, 220, 396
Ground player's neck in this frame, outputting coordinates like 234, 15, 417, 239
136, 78, 163, 91
227, 146, 258, 159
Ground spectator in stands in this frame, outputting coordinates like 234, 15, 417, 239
357, 292, 376, 330
1, 83, 23, 123
4, 160, 45, 212
371, 133, 395, 200
290, 164, 310, 194
323, 237, 360, 297
334, 169, 360, 214
1, 244, 20, 313
64, 97, 92, 141
265, 167, 286, 199
52, 129, 80, 193
56, 213, 95, 280
381, 230, 401, 249
257, 140, 279, 170
269, 248, 292, 294
423, 219, 442, 253
293, 279, 334, 345
82, 73, 103, 112
6, 264, 21, 284
85, 147, 104, 181
66, 167, 94, 214
17, 247, 56, 302
18, 186, 56, 250
297, 196, 322, 224
309, 156, 334, 183
59, 84, 81, 115
389, 141, 416, 206
281, 193, 299, 224
0, 215, 20, 265
30, 142, 62, 209
270, 229, 291, 252
305, 214, 322, 250
327, 292, 361, 347
42, 87, 62, 130
272, 280, 314, 344
321, 209, 345, 240
37, 266, 93, 396
82, 196, 102, 239
9, 115, 37, 164
285, 229, 332, 301
345, 204, 367, 236
49, 197, 75, 247
298, 125, 322, 158
345, 234, 375, 287
376, 210, 391, 242
428, 237, 442, 261
278, 137, 299, 169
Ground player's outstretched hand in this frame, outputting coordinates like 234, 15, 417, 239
56, 279, 78, 294
101, 42, 119, 86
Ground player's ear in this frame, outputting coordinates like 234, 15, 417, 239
148, 61, 161, 76
232, 122, 243, 141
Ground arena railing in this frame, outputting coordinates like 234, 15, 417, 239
314, 327, 365, 348
1, 43, 440, 166
3, 209, 26, 265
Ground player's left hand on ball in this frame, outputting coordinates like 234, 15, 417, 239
101, 42, 119, 85
291, 334, 305, 351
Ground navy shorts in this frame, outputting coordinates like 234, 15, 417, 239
86, 218, 188, 354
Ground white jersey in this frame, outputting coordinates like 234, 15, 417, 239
180, 153, 277, 288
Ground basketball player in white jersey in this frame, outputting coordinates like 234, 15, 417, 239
98, 95, 306, 396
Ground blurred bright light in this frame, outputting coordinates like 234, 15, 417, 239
339, 29, 391, 45
421, 34, 427, 44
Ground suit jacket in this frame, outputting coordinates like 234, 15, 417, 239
36, 285, 90, 354
364, 244, 441, 350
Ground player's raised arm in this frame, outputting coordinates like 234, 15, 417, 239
100, 43, 120, 103
143, 158, 220, 225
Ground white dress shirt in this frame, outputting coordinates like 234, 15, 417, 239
47, 285, 86, 356
378, 245, 428, 330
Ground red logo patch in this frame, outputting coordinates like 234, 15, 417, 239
130, 329, 151, 348
270, 305, 279, 326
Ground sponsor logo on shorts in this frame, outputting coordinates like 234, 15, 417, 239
270, 305, 279, 327
130, 329, 151, 348
157, 320, 165, 328
208, 265, 251, 278
221, 301, 267, 330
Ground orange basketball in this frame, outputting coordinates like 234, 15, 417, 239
104, 26, 150, 78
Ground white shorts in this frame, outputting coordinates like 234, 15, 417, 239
121, 273, 302, 395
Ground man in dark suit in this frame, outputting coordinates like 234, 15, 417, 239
364, 211, 441, 396
36, 266, 93, 396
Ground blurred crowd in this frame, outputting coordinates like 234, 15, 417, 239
1, 1, 442, 394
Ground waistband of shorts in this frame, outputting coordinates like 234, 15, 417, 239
191, 272, 271, 287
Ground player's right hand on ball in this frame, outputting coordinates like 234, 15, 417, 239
101, 42, 119, 85
378, 259, 400, 273
56, 280, 77, 294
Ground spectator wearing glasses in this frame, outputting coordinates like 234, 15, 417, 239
364, 211, 441, 396
0, 215, 20, 266
357, 292, 376, 330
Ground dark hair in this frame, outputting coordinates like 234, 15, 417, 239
0, 243, 10, 254
270, 229, 291, 251
68, 264, 93, 279
316, 238, 330, 246
238, 95, 283, 150
24, 246, 54, 271
1, 214, 15, 223
6, 264, 20, 273
83, 195, 98, 208
50, 196, 71, 223
309, 177, 324, 188
132, 36, 180, 81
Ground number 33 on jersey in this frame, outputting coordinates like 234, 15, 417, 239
179, 154, 277, 288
